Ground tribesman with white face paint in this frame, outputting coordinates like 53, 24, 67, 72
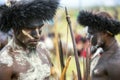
77, 11, 120, 80
0, 0, 59, 80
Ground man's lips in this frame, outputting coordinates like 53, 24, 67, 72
29, 39, 39, 42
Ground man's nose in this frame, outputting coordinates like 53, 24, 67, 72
31, 29, 40, 39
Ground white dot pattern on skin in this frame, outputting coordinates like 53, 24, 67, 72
17, 43, 51, 80
94, 69, 99, 74
18, 51, 50, 80
0, 39, 51, 80
0, 40, 13, 67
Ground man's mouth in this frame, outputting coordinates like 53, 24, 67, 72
29, 39, 39, 42
28, 40, 39, 43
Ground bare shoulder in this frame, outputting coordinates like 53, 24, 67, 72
0, 63, 12, 72
0, 45, 13, 67
104, 52, 120, 79
109, 50, 120, 63
37, 42, 53, 66
37, 42, 47, 50
0, 50, 13, 80
0, 62, 13, 80
37, 42, 50, 55
0, 44, 15, 80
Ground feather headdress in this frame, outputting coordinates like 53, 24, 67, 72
77, 11, 120, 35
0, 0, 59, 32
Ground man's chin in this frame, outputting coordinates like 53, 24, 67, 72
27, 42, 38, 48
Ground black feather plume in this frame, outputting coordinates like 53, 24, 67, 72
0, 0, 59, 32
77, 11, 120, 35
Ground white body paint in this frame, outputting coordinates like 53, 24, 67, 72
0, 39, 51, 80
0, 40, 14, 67
18, 52, 50, 80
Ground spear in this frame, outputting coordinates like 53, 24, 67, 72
85, 46, 91, 80
65, 7, 82, 80
58, 35, 66, 79
60, 56, 71, 80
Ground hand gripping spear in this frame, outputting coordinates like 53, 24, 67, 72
65, 7, 82, 80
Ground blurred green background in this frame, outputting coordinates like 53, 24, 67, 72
49, 6, 120, 80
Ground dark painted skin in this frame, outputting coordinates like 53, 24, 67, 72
88, 28, 120, 80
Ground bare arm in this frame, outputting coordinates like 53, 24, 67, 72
0, 64, 12, 80
92, 64, 108, 80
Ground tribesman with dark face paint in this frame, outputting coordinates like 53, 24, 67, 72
0, 0, 59, 80
77, 11, 120, 80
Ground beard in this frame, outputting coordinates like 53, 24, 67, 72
27, 46, 37, 57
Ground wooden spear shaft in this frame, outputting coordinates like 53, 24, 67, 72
65, 7, 82, 80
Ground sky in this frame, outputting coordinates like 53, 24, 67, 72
0, 0, 5, 5
60, 0, 120, 8
0, 0, 120, 8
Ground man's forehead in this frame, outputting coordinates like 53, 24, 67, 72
25, 19, 44, 28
